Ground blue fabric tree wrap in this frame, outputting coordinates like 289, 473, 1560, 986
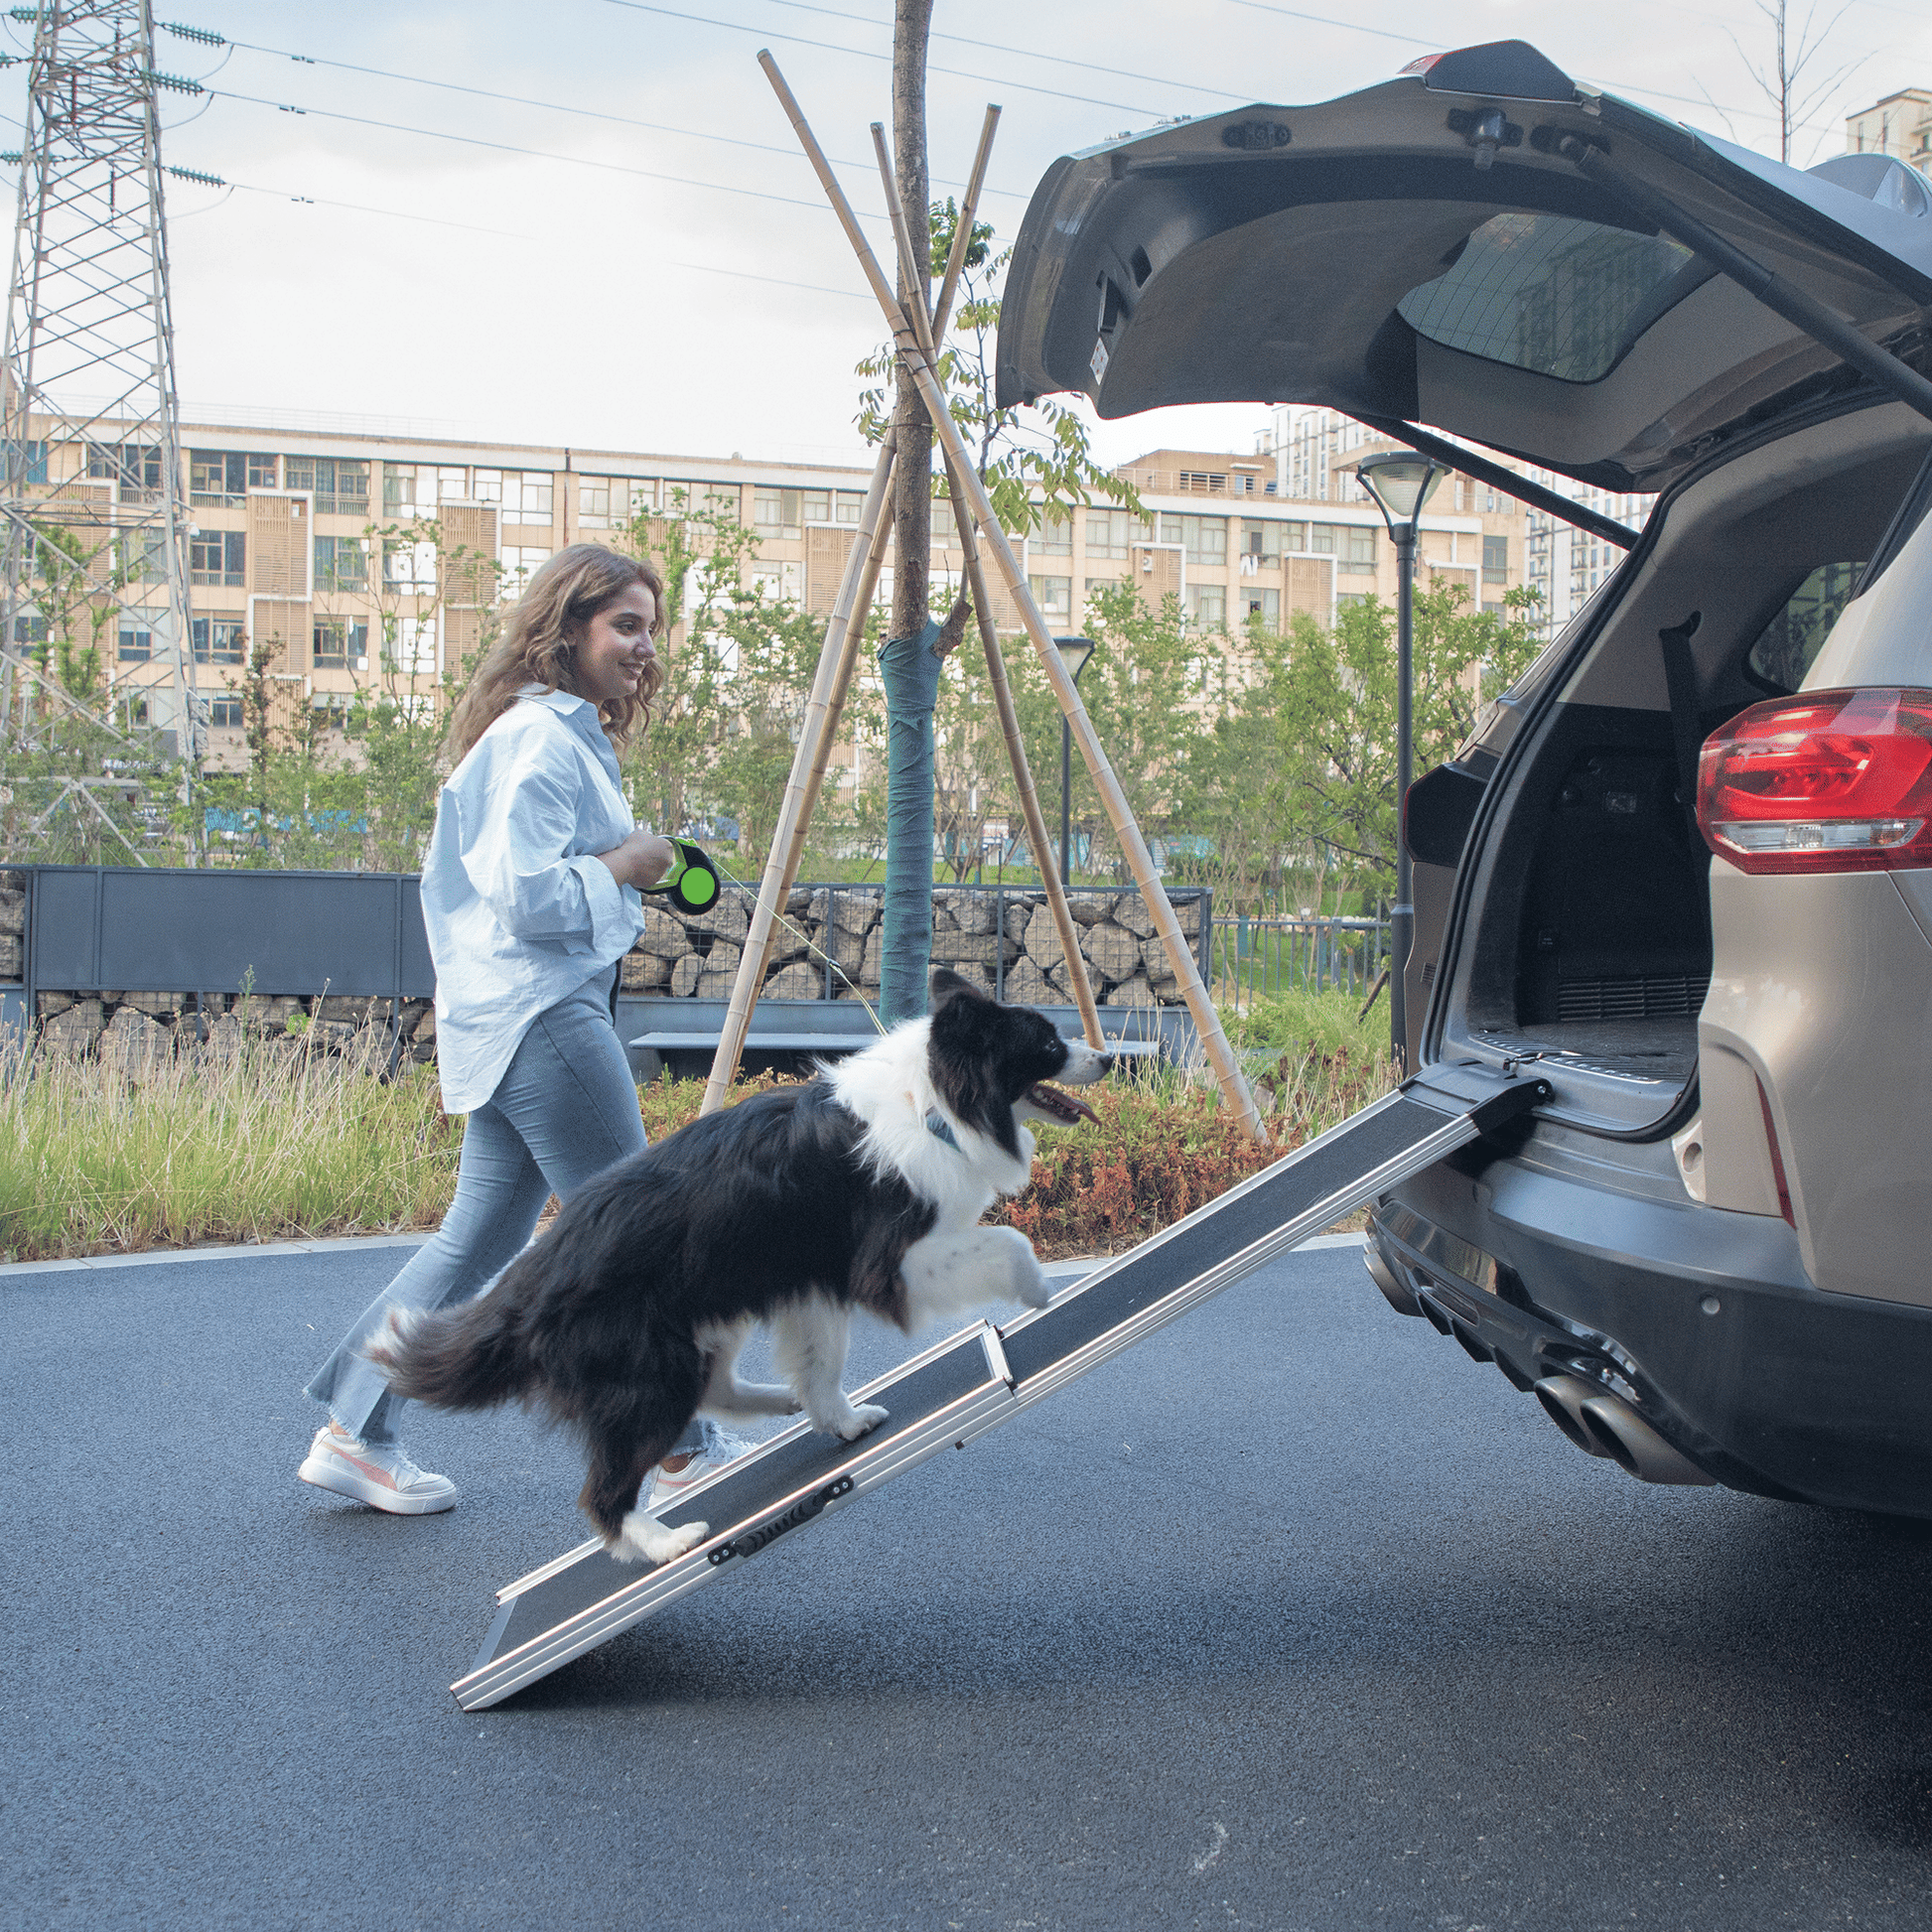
878, 617, 945, 1028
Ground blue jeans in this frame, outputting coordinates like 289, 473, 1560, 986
305, 964, 711, 1459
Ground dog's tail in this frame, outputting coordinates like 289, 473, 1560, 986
364, 1293, 530, 1413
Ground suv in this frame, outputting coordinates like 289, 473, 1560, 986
996, 41, 1932, 1514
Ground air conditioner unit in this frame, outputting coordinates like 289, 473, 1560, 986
1142, 553, 1154, 571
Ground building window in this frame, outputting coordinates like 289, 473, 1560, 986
383, 464, 420, 514
579, 477, 614, 527
190, 530, 245, 587
88, 442, 162, 490
1183, 583, 1225, 627
312, 618, 369, 670
207, 694, 243, 728
1307, 523, 1338, 554
505, 472, 553, 520
12, 614, 46, 645
1483, 534, 1509, 585
1034, 514, 1071, 556
1340, 526, 1377, 574
314, 535, 367, 592
1085, 507, 1145, 560
382, 539, 437, 592
1245, 587, 1281, 629
283, 457, 367, 516
835, 490, 865, 524
1336, 591, 1370, 610
470, 468, 504, 504
1242, 520, 1283, 563
190, 450, 246, 505
117, 623, 151, 662
755, 487, 803, 537
396, 616, 438, 675
499, 546, 551, 595
191, 617, 245, 664
1158, 513, 1228, 567
802, 488, 832, 524
5, 438, 47, 484
247, 454, 278, 489
1029, 574, 1072, 618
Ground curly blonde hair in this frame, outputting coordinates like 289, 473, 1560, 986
445, 543, 667, 766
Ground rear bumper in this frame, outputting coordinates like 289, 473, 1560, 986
1372, 1145, 1932, 1517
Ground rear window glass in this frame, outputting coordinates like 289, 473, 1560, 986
1746, 562, 1864, 692
1398, 212, 1696, 384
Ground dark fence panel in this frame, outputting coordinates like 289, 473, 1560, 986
24, 865, 433, 1000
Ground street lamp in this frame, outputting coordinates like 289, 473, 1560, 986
1353, 452, 1447, 1072
1052, 634, 1096, 884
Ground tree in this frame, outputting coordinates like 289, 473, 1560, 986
1269, 579, 1544, 904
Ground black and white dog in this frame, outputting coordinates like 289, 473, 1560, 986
368, 969, 1110, 1566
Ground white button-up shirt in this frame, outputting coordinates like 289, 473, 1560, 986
420, 686, 646, 1113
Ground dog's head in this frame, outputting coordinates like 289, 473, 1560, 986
926, 967, 1112, 1159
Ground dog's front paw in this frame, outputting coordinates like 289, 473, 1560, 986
993, 1225, 1051, 1308
611, 1512, 709, 1567
825, 1402, 889, 1442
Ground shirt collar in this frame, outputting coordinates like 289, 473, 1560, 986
514, 682, 621, 771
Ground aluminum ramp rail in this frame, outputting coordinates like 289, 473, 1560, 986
452, 1062, 1549, 1710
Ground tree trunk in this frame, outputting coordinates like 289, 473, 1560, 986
890, 0, 932, 641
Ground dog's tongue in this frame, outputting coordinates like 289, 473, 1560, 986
1028, 1081, 1099, 1126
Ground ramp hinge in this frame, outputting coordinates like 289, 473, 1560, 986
707, 1474, 856, 1567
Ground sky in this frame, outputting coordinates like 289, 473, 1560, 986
6, 0, 1929, 473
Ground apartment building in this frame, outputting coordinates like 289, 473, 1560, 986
1846, 88, 1932, 167
9, 411, 1533, 772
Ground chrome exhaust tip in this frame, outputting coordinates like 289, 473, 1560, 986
1534, 1373, 1612, 1457
1579, 1393, 1716, 1486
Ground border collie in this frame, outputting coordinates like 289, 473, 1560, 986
367, 969, 1110, 1566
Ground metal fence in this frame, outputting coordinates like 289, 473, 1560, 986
1206, 913, 1390, 1014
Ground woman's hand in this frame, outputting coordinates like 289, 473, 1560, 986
594, 829, 677, 892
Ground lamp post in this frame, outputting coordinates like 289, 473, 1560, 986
1353, 453, 1447, 1072
1052, 634, 1096, 884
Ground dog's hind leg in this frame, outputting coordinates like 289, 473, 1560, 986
578, 1367, 712, 1566
696, 1317, 802, 1421
771, 1296, 889, 1442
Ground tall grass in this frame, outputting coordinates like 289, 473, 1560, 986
0, 988, 1395, 1264
0, 1038, 463, 1262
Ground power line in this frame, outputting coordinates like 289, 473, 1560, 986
601, 1, 1172, 115
167, 25, 1031, 204
210, 84, 892, 221
756, 0, 1255, 102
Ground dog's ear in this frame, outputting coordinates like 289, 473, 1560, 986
928, 966, 986, 1010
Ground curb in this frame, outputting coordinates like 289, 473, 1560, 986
0, 1231, 435, 1279
0, 1229, 1366, 1283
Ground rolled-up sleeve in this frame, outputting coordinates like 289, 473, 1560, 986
464, 753, 615, 944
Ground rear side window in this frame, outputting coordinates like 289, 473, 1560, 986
1397, 212, 1697, 384
1746, 562, 1865, 693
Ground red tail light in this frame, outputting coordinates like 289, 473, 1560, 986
1698, 688, 1932, 875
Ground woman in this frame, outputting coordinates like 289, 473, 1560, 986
299, 543, 737, 1515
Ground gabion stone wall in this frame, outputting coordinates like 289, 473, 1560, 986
621, 885, 1204, 1009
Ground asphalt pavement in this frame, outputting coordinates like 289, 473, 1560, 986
6, 1236, 1932, 1930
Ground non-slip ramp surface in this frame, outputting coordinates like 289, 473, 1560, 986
453, 1063, 1550, 1710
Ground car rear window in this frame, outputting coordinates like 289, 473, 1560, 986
1397, 211, 1697, 384
1745, 562, 1865, 692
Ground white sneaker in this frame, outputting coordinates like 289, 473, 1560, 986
645, 1432, 756, 1512
298, 1423, 458, 1516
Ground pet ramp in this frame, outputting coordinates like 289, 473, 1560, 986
451, 1062, 1550, 1710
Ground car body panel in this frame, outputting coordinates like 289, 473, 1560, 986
997, 49, 1932, 492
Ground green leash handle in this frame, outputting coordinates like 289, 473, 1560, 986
642, 838, 721, 914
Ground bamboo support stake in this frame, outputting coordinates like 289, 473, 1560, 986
697, 106, 1001, 1109
870, 123, 1105, 1049
761, 51, 1266, 1143
700, 442, 895, 1113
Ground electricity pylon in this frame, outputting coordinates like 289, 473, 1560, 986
0, 0, 198, 769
